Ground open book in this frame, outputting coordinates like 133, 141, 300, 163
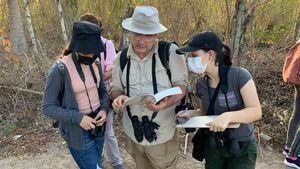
122, 87, 182, 108
176, 115, 240, 128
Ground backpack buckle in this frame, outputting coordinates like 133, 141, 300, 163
57, 63, 64, 70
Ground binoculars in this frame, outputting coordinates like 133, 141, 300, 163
86, 109, 106, 139
90, 114, 106, 139
91, 123, 106, 139
131, 115, 160, 143
131, 116, 144, 142
206, 130, 240, 154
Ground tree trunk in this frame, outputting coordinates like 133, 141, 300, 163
8, 0, 27, 55
294, 8, 300, 42
56, 0, 68, 43
231, 0, 268, 66
119, 5, 134, 51
23, 0, 38, 54
225, 0, 232, 36
231, 0, 247, 66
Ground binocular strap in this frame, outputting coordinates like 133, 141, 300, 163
125, 53, 160, 143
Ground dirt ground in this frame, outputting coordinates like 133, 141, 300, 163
0, 129, 289, 169
0, 87, 293, 169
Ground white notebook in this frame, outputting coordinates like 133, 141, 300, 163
176, 115, 240, 128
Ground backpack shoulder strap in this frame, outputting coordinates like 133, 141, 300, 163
52, 61, 65, 128
219, 65, 231, 111
219, 65, 230, 94
103, 40, 107, 60
120, 41, 179, 79
56, 61, 65, 106
98, 40, 108, 62
120, 48, 129, 72
158, 40, 179, 83
95, 60, 104, 86
158, 40, 170, 69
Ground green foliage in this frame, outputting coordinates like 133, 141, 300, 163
0, 0, 7, 27
4, 124, 16, 136
0, 114, 4, 122
254, 23, 294, 45
0, 114, 3, 122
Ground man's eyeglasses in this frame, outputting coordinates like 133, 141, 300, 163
131, 33, 156, 42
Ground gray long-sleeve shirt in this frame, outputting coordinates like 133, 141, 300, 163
42, 60, 110, 150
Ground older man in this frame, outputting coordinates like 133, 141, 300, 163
110, 6, 188, 169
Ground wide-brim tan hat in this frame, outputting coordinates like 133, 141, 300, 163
122, 6, 167, 35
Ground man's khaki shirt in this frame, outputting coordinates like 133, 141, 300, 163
111, 40, 188, 145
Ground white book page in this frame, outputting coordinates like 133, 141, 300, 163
122, 93, 155, 107
176, 115, 240, 128
121, 87, 182, 108
154, 87, 182, 102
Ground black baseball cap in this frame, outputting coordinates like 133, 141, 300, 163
176, 31, 223, 54
69, 21, 104, 54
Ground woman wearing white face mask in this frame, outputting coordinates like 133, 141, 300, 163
186, 50, 211, 74
176, 31, 262, 169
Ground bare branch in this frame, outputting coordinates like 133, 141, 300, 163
247, 0, 271, 19
255, 0, 271, 8
249, 0, 258, 9
249, 0, 271, 14
0, 85, 43, 95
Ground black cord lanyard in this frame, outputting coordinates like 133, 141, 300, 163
206, 64, 232, 115
206, 77, 231, 115
126, 53, 158, 121
72, 53, 98, 113
206, 76, 221, 116
206, 66, 232, 141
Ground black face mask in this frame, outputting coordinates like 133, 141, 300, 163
77, 53, 98, 65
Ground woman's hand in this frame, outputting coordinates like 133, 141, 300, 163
176, 110, 194, 119
206, 113, 231, 132
175, 109, 194, 124
144, 97, 169, 112
80, 115, 96, 130
94, 110, 107, 126
112, 95, 128, 112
